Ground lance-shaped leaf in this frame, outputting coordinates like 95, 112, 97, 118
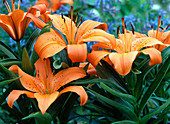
21, 48, 34, 75
140, 98, 170, 123
22, 112, 52, 124
0, 41, 18, 59
86, 87, 138, 121
0, 77, 21, 88
100, 83, 136, 105
138, 56, 170, 114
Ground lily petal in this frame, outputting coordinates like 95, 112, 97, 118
140, 48, 162, 66
131, 37, 163, 51
34, 92, 59, 114
11, 10, 25, 40
0, 14, 16, 40
76, 20, 107, 42
51, 67, 86, 92
88, 50, 111, 67
7, 90, 35, 108
21, 4, 47, 36
59, 86, 88, 105
48, 14, 77, 43
27, 4, 47, 15
9, 65, 45, 93
109, 51, 138, 75
35, 59, 53, 86
34, 32, 66, 59
77, 29, 114, 45
26, 13, 46, 29
92, 42, 112, 50
67, 44, 87, 62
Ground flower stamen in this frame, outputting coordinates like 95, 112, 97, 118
3, 0, 11, 13
18, 0, 22, 9
156, 15, 161, 39
70, 6, 73, 44
76, 16, 82, 28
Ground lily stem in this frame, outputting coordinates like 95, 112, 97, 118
16, 41, 21, 58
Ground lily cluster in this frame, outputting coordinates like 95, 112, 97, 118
0, 1, 169, 116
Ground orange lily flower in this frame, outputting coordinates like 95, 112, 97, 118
36, 0, 73, 12
31, 6, 113, 62
148, 15, 170, 51
7, 58, 88, 114
88, 18, 163, 75
0, 0, 47, 41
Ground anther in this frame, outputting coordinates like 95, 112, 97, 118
80, 16, 82, 22
165, 24, 170, 30
161, 20, 163, 25
68, 11, 70, 18
122, 26, 124, 34
3, 0, 6, 4
159, 26, 164, 30
131, 24, 135, 34
151, 25, 153, 29
117, 26, 120, 36
61, 13, 64, 19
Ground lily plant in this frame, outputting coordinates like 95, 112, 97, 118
147, 15, 170, 51
27, 6, 113, 63
88, 18, 163, 75
0, 0, 47, 42
7, 58, 88, 114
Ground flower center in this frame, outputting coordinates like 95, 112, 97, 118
61, 6, 82, 44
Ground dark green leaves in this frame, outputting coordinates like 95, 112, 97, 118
22, 112, 52, 124
138, 56, 170, 114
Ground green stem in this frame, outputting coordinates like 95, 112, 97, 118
17, 41, 21, 58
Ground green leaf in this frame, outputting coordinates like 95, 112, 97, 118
86, 88, 138, 121
21, 48, 34, 75
161, 46, 170, 60
0, 41, 18, 59
96, 60, 130, 93
31, 50, 39, 67
100, 83, 136, 105
0, 58, 21, 67
22, 112, 52, 124
26, 29, 39, 54
149, 105, 170, 124
0, 77, 21, 88
125, 71, 137, 91
138, 56, 170, 114
40, 21, 52, 35
111, 120, 137, 124
71, 79, 127, 93
140, 98, 170, 123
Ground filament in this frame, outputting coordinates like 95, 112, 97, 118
18, 0, 21, 9
4, 0, 11, 13
70, 6, 73, 44
156, 15, 161, 39
11, 0, 15, 11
